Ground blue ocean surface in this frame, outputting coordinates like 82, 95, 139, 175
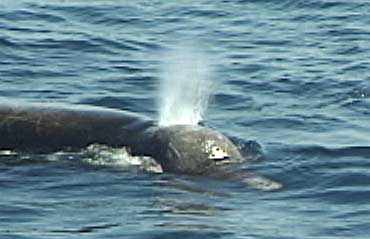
1, 0, 370, 238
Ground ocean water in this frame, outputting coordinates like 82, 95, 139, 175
1, 0, 370, 238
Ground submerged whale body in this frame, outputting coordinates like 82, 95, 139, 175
0, 102, 282, 190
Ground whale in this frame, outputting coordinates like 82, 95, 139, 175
0, 101, 282, 190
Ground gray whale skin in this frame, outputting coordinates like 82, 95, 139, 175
0, 102, 282, 190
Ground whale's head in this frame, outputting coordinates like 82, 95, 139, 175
148, 125, 246, 175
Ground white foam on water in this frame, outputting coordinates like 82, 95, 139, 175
42, 144, 163, 174
158, 44, 214, 126
81, 144, 163, 173
0, 144, 163, 173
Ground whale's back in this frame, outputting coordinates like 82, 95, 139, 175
0, 103, 154, 152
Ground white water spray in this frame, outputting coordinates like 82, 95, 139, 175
158, 45, 214, 126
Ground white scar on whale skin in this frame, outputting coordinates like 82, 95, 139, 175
158, 45, 214, 127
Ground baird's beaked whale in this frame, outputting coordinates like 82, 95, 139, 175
0, 102, 282, 190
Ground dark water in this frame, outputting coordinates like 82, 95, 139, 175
1, 0, 370, 238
